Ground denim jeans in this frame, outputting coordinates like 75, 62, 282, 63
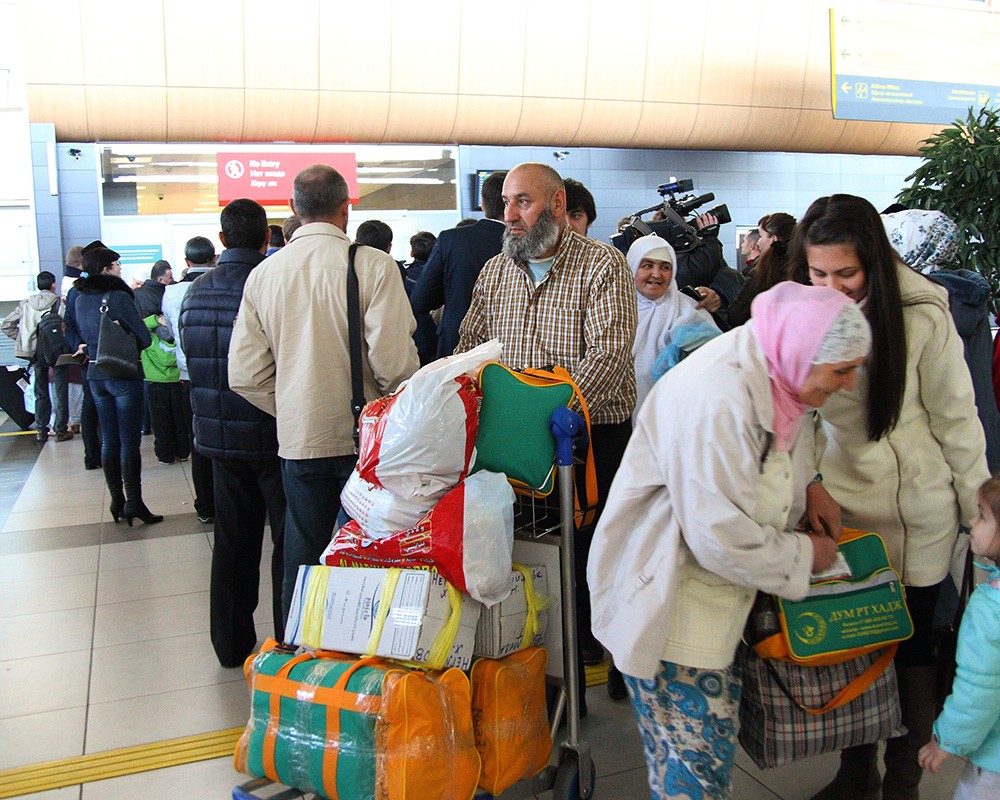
33, 361, 69, 435
90, 378, 144, 461
280, 455, 357, 621
80, 376, 102, 467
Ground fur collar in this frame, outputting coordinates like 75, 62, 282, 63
75, 272, 134, 297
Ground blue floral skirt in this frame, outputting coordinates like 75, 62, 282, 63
623, 661, 742, 800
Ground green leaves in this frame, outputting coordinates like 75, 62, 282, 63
897, 105, 1000, 313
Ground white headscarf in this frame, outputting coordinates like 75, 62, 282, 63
882, 209, 959, 273
627, 234, 717, 412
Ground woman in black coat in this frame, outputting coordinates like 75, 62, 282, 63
66, 247, 162, 526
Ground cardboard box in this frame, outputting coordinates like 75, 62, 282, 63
512, 535, 564, 679
285, 565, 481, 670
475, 565, 549, 658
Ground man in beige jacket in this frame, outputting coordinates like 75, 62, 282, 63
229, 164, 419, 621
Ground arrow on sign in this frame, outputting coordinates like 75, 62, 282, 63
841, 82, 852, 94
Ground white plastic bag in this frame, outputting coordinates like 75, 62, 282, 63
19, 369, 34, 415
356, 339, 502, 501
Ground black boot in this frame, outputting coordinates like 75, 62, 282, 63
607, 661, 628, 701
883, 665, 937, 800
122, 456, 163, 527
102, 459, 126, 523
808, 743, 881, 800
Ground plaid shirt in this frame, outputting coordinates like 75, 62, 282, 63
457, 229, 637, 425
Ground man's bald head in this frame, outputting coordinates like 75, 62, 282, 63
506, 162, 565, 199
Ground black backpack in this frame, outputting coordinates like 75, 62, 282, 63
36, 309, 71, 365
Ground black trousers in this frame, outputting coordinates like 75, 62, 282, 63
181, 381, 214, 519
210, 456, 285, 668
576, 419, 633, 648
147, 382, 189, 462
896, 582, 941, 668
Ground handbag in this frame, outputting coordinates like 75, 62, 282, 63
473, 362, 598, 528
748, 529, 913, 668
234, 639, 481, 800
738, 528, 912, 768
470, 646, 551, 795
738, 644, 905, 768
94, 294, 140, 379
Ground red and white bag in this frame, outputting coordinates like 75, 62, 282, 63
323, 471, 515, 606
356, 339, 502, 500
337, 473, 435, 538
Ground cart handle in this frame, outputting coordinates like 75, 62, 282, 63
550, 407, 587, 467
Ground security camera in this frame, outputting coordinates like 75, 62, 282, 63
68, 148, 82, 161
126, 155, 136, 163
157, 193, 164, 201
553, 150, 570, 161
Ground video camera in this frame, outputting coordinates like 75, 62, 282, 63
612, 178, 731, 255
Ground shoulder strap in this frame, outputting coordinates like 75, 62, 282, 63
346, 244, 364, 452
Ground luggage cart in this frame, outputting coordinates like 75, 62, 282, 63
485, 405, 595, 800
234, 406, 594, 800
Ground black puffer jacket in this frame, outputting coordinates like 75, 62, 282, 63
133, 279, 166, 319
178, 248, 279, 460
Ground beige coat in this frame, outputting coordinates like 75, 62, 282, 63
229, 223, 418, 460
816, 263, 989, 586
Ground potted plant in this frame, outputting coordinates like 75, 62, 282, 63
897, 106, 1000, 312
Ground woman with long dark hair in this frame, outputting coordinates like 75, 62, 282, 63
66, 247, 163, 526
791, 194, 989, 800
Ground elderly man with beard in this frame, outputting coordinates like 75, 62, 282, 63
456, 161, 638, 715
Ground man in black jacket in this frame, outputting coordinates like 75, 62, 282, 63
410, 170, 506, 358
178, 199, 285, 668
133, 260, 173, 319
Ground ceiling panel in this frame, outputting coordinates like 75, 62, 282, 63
166, 88, 244, 141
22, 0, 946, 155
80, 0, 166, 86
244, 0, 319, 90
164, 0, 243, 88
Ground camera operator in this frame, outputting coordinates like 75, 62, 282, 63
669, 212, 744, 331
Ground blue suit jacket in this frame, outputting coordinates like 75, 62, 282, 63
410, 218, 504, 358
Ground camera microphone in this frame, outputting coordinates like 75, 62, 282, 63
673, 193, 715, 216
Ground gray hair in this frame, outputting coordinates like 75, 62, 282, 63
292, 165, 349, 220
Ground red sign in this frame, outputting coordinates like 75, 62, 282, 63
216, 152, 359, 206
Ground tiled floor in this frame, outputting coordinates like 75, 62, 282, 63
0, 414, 967, 800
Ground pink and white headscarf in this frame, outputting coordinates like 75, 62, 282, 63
751, 282, 870, 450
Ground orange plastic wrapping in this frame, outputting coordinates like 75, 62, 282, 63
470, 647, 551, 795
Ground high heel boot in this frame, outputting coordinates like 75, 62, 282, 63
808, 742, 881, 800
122, 456, 163, 527
102, 459, 126, 523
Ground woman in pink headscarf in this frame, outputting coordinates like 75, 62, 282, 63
588, 282, 871, 800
